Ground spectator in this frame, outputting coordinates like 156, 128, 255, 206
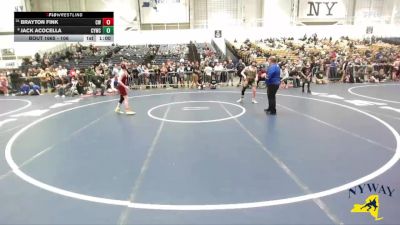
160, 63, 168, 87
9, 70, 19, 91
18, 83, 30, 96
214, 62, 224, 84
236, 59, 246, 86
301, 63, 312, 93
226, 59, 235, 87
392, 56, 400, 81
0, 73, 9, 96
204, 63, 213, 85
91, 72, 106, 96
289, 68, 301, 88
280, 65, 290, 88
177, 64, 185, 87
67, 77, 79, 96
185, 62, 193, 87
192, 61, 201, 88
329, 59, 338, 79
29, 82, 41, 95
55, 77, 68, 98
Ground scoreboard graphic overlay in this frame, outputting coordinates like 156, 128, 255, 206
14, 12, 114, 42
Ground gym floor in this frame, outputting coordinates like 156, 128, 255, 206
0, 83, 399, 225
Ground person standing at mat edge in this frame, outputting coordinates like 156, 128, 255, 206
265, 56, 280, 115
115, 64, 136, 115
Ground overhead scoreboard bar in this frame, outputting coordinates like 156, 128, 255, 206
14, 12, 114, 42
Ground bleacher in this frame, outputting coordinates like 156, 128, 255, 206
75, 55, 103, 69
109, 45, 151, 65
195, 42, 219, 60
153, 44, 189, 65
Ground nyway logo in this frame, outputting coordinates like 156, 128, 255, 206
348, 183, 395, 221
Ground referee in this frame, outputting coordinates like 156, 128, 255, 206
265, 56, 280, 115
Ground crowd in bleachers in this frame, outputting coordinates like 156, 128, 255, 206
0, 42, 236, 96
228, 35, 400, 86
0, 36, 399, 97
153, 44, 188, 65
196, 42, 219, 61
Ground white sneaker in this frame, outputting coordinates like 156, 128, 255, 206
236, 98, 243, 103
61, 95, 65, 98
252, 99, 258, 104
55, 95, 60, 98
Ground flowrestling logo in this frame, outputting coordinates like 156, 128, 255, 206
348, 183, 395, 221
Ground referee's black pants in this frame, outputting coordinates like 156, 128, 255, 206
267, 84, 280, 113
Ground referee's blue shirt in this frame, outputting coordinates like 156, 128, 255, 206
267, 63, 281, 85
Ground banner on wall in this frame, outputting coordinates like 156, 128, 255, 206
214, 30, 222, 38
298, 0, 346, 20
0, 60, 21, 69
1, 49, 15, 56
139, 0, 189, 24
366, 26, 373, 34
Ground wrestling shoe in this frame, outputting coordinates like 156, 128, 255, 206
115, 107, 123, 114
125, 109, 136, 115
